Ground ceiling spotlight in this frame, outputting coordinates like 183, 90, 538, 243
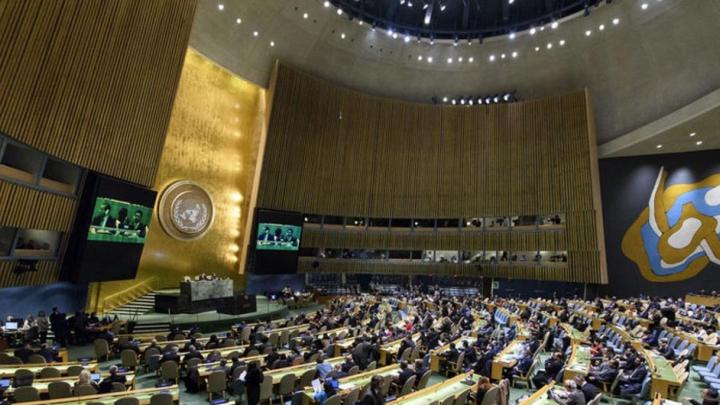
612, 18, 620, 25
493, 96, 500, 103
469, 99, 474, 105
253, 31, 259, 37
453, 37, 459, 47
689, 132, 696, 137
485, 97, 492, 104
509, 32, 516, 40
551, 21, 559, 29
443, 97, 448, 102
340, 33, 346, 39
427, 56, 433, 63
656, 144, 663, 149
501, 53, 506, 59
404, 35, 411, 43
511, 51, 518, 58
324, 1, 330, 7
358, 20, 364, 25
546, 42, 552, 49
236, 18, 242, 24
387, 28, 394, 36
530, 28, 537, 35
423, 3, 429, 9
509, 0, 514, 4
430, 38, 435, 45
418, 55, 423, 61
489, 54, 496, 61
447, 57, 453, 64
451, 99, 456, 105
503, 93, 511, 101
217, 3, 224, 11
393, 33, 399, 39
599, 24, 605, 31
270, 41, 275, 47
535, 46, 540, 52
696, 140, 703, 146
440, 5, 446, 11
458, 56, 463, 62
302, 13, 308, 19
641, 3, 648, 10
559, 39, 566, 46
469, 57, 474, 63
336, 8, 343, 15
460, 99, 465, 105
585, 30, 592, 36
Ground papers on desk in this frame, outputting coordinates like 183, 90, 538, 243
238, 370, 247, 382
338, 383, 355, 391
312, 379, 323, 393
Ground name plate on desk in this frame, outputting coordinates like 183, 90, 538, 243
181, 279, 233, 301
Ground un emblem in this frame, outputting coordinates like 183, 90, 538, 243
622, 167, 720, 282
158, 180, 214, 241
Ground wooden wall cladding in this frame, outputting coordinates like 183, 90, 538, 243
0, 181, 76, 231
260, 65, 607, 284
0, 261, 60, 289
0, 0, 198, 187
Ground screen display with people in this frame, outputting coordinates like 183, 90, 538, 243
88, 197, 152, 244
256, 223, 302, 251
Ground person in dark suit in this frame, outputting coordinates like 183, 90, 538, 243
575, 376, 600, 403
37, 343, 60, 362
13, 343, 34, 363
532, 352, 564, 389
182, 345, 204, 364
358, 375, 385, 405
340, 355, 356, 373
414, 359, 428, 386
505, 349, 533, 383
686, 388, 719, 405
352, 338, 373, 369
160, 346, 180, 364
616, 358, 647, 396
98, 365, 127, 393
588, 359, 618, 387
91, 203, 116, 230
245, 362, 264, 405
556, 380, 586, 405
393, 361, 414, 388
657, 339, 675, 360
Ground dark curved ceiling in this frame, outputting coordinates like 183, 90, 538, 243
331, 0, 601, 40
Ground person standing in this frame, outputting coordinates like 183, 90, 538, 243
245, 362, 264, 405
36, 311, 50, 344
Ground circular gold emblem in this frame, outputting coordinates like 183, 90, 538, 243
158, 180, 214, 240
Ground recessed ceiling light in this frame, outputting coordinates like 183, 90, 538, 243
392, 33, 398, 39
324, 1, 330, 7
447, 57, 453, 64
509, 32, 516, 40
489, 54, 496, 61
340, 33, 346, 39
418, 55, 423, 61
599, 24, 605, 31
458, 57, 463, 62
551, 21, 559, 29
696, 141, 703, 146
270, 41, 275, 47
469, 57, 474, 63
585, 30, 592, 36
302, 13, 308, 19
427, 56, 433, 63
443, 97, 448, 102
530, 28, 536, 35
253, 31, 258, 37
612, 18, 620, 25
689, 132, 696, 137
546, 43, 553, 49
535, 46, 540, 52
404, 35, 411, 43
511, 51, 518, 58
235, 18, 242, 24
656, 144, 663, 149
217, 3, 224, 11
336, 8, 343, 15
501, 53, 506, 59
641, 3, 648, 10
358, 20, 363, 25
559, 39, 566, 46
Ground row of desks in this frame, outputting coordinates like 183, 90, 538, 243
2, 372, 136, 397
388, 372, 479, 405
21, 385, 180, 405
0, 361, 97, 379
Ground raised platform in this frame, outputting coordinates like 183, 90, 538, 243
154, 289, 256, 315
118, 293, 321, 334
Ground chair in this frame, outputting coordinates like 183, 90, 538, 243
186, 357, 202, 369
479, 386, 498, 405
326, 394, 342, 405
454, 389, 470, 405
446, 352, 465, 377
440, 395, 456, 405
160, 360, 179, 384
112, 382, 127, 392
628, 376, 652, 405
28, 354, 47, 365
511, 358, 536, 389
47, 381, 73, 399
150, 392, 175, 405
14, 368, 35, 387
277, 373, 297, 404
4, 355, 22, 364
400, 375, 416, 396
259, 376, 273, 404
115, 397, 140, 405
208, 370, 228, 402
121, 349, 139, 369
366, 361, 377, 371
147, 354, 162, 374
247, 349, 260, 357
587, 393, 602, 405
74, 383, 98, 396
344, 388, 360, 405
417, 370, 432, 389
39, 366, 61, 378
66, 365, 85, 376
13, 386, 40, 403
400, 347, 412, 362
299, 368, 316, 387
348, 365, 360, 376
94, 338, 111, 361
692, 355, 718, 374
379, 375, 392, 398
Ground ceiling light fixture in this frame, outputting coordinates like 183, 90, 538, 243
551, 21, 559, 29
236, 18, 242, 24
324, 1, 330, 7
689, 132, 696, 137
612, 18, 620, 25
585, 30, 592, 36
656, 144, 663, 149
696, 140, 703, 146
217, 3, 224, 11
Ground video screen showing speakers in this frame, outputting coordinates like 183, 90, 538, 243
61, 172, 157, 283
250, 209, 303, 274
256, 223, 302, 251
88, 197, 151, 244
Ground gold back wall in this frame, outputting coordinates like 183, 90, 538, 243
88, 49, 266, 311
0, 0, 197, 187
258, 65, 607, 284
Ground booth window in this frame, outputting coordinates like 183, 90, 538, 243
0, 227, 16, 257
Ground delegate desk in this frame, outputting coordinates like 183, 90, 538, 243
560, 324, 586, 345
0, 361, 97, 379
265, 357, 344, 385
2, 373, 135, 398
563, 345, 591, 382
20, 385, 180, 405
644, 349, 685, 399
491, 340, 526, 381
302, 365, 400, 405
1, 347, 69, 363
379, 333, 420, 366
685, 294, 720, 308
431, 336, 478, 372
388, 372, 478, 405
518, 383, 562, 405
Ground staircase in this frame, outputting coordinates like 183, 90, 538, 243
105, 292, 157, 318
131, 320, 171, 335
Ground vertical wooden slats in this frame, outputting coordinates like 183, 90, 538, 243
259, 65, 607, 284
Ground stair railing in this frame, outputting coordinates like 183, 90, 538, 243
101, 277, 159, 315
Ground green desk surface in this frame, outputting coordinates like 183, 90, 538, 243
498, 341, 525, 363
567, 346, 591, 373
304, 365, 400, 399
390, 373, 479, 405
652, 354, 679, 382
3, 374, 135, 396
20, 386, 179, 405
266, 357, 344, 384
0, 363, 96, 379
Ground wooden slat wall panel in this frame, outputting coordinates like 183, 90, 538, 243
261, 65, 606, 283
0, 0, 197, 187
0, 261, 59, 288
0, 180, 76, 231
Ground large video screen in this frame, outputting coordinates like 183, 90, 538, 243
88, 197, 152, 244
256, 223, 302, 251
61, 172, 157, 283
249, 209, 304, 274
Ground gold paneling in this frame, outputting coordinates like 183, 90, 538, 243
0, 180, 76, 231
0, 0, 197, 187
259, 65, 606, 283
88, 49, 266, 310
